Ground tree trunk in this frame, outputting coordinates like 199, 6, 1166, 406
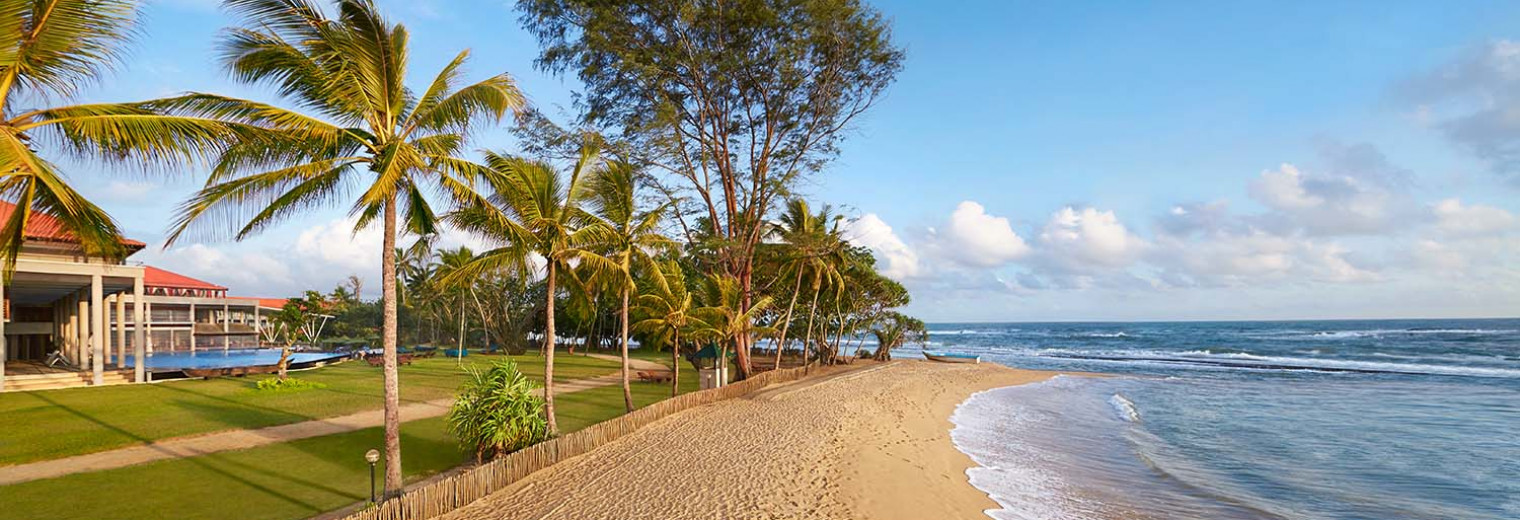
380, 195, 403, 496
543, 261, 559, 434
619, 287, 632, 413
670, 331, 680, 397
277, 346, 291, 380
773, 267, 804, 370
802, 283, 821, 370
734, 265, 754, 379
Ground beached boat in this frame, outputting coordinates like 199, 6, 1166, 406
923, 350, 980, 364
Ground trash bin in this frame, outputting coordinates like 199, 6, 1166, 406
698, 364, 729, 390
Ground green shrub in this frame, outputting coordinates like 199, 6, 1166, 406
447, 360, 550, 462
255, 377, 328, 392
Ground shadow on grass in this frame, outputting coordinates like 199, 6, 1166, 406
154, 382, 317, 424
31, 392, 153, 445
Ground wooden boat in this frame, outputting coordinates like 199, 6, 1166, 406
923, 350, 980, 364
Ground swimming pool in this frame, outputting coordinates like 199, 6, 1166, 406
137, 349, 347, 370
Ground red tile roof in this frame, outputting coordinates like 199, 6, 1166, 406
231, 297, 289, 310
144, 266, 227, 291
0, 201, 147, 248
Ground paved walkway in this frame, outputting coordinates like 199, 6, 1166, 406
0, 355, 669, 485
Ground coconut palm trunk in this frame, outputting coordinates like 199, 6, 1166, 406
670, 331, 681, 397
773, 267, 804, 370
620, 288, 633, 412
802, 282, 822, 368
381, 196, 403, 495
543, 262, 559, 434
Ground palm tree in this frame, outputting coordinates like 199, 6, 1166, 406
870, 311, 925, 361
0, 1, 239, 270
691, 273, 776, 380
346, 274, 365, 301
771, 199, 846, 369
445, 146, 615, 434
165, 0, 524, 495
633, 259, 702, 396
586, 162, 671, 412
434, 245, 475, 362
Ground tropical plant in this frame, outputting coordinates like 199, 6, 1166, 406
434, 245, 477, 359
444, 145, 616, 434
164, 0, 524, 495
691, 273, 776, 376
633, 259, 704, 396
585, 161, 672, 412
769, 198, 846, 369
446, 359, 549, 463
0, 0, 239, 272
518, 0, 904, 378
870, 311, 925, 361
269, 294, 325, 380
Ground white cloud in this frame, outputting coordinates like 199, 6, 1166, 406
1403, 39, 1520, 183
1411, 240, 1469, 272
1250, 164, 1323, 210
1037, 206, 1145, 271
294, 218, 383, 275
936, 201, 1030, 267
1247, 159, 1413, 236
843, 213, 922, 279
133, 216, 501, 299
1431, 198, 1515, 237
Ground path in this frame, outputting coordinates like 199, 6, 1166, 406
0, 355, 669, 486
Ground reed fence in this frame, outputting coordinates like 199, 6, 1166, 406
341, 364, 819, 520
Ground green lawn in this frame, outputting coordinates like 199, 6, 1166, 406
0, 370, 702, 520
0, 353, 619, 465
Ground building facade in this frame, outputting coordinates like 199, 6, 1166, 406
0, 203, 284, 391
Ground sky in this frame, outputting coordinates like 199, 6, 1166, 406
56, 0, 1520, 322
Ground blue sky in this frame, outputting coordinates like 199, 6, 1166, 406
62, 1, 1520, 321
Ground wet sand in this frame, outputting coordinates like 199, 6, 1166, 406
437, 360, 1062, 520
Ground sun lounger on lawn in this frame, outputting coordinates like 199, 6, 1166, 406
636, 371, 673, 383
365, 354, 415, 366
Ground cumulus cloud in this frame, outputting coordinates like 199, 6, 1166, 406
133, 217, 496, 298
1431, 198, 1515, 237
1246, 144, 1419, 236
933, 201, 1030, 267
1036, 206, 1146, 271
843, 213, 922, 279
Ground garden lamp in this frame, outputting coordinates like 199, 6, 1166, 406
365, 449, 380, 503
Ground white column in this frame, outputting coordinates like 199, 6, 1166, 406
189, 303, 196, 352
222, 303, 230, 351
1, 281, 7, 391
103, 294, 114, 366
133, 277, 145, 383
115, 293, 127, 368
91, 275, 104, 385
76, 292, 87, 367
144, 301, 153, 354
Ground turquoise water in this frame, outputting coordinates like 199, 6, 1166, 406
138, 349, 343, 370
914, 319, 1520, 520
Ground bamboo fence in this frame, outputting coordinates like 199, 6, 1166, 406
342, 364, 818, 520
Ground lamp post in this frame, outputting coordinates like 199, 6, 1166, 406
365, 449, 380, 504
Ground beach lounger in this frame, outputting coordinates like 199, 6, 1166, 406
636, 371, 673, 383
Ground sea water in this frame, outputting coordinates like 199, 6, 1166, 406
909, 319, 1520, 520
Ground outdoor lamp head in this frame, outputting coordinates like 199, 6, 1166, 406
365, 449, 380, 464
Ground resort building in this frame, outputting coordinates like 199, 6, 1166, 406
0, 203, 286, 391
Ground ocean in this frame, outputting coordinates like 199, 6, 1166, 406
903, 319, 1520, 520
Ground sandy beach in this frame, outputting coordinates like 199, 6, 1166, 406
436, 360, 1062, 520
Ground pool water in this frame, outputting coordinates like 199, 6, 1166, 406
134, 349, 345, 370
